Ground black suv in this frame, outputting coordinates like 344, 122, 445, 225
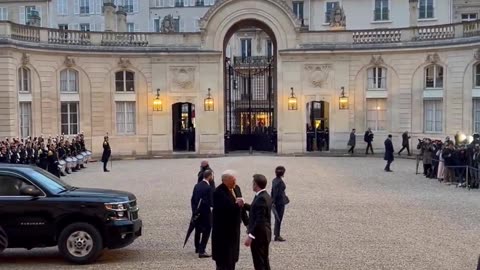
0, 164, 142, 264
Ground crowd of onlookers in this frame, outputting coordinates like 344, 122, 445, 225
417, 133, 480, 189
0, 134, 91, 177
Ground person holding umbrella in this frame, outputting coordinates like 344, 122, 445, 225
271, 166, 289, 242
189, 170, 214, 258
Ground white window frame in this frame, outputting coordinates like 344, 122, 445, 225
0, 7, 8, 20
80, 23, 90, 31
127, 22, 135, 32
18, 67, 31, 93
240, 38, 252, 58
366, 98, 387, 131
474, 99, 480, 133
116, 101, 136, 135
292, 1, 304, 20
60, 69, 79, 93
475, 63, 480, 88
57, 0, 68, 15
19, 102, 32, 138
324, 1, 340, 24
418, 0, 434, 20
462, 13, 477, 22
373, 0, 389, 21
79, 0, 90, 15
424, 99, 443, 133
367, 67, 387, 90
61, 102, 80, 135
424, 64, 443, 89
115, 70, 135, 92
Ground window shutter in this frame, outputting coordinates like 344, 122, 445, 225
179, 18, 185, 32
190, 0, 195, 6
134, 23, 139, 32
101, 23, 105, 31
96, 0, 102, 14
70, 23, 79, 30
74, 0, 80, 15
19, 6, 25, 24
150, 18, 154, 32
36, 6, 42, 26
133, 0, 139, 13
90, 23, 95, 31
184, 0, 189, 7
57, 0, 62, 15
89, 0, 95, 14
169, 0, 175, 7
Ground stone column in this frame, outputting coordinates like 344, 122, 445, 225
116, 6, 127, 32
409, 0, 419, 27
103, 1, 116, 32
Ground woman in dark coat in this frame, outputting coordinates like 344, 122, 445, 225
212, 171, 249, 270
384, 134, 394, 172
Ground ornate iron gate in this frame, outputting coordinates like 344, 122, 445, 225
224, 56, 277, 152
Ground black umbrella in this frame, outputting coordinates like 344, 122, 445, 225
183, 198, 202, 248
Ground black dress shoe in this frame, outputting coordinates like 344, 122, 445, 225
199, 252, 211, 258
195, 249, 199, 254
274, 236, 286, 242
104, 169, 110, 172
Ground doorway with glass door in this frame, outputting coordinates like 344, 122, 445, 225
172, 102, 195, 152
306, 101, 329, 152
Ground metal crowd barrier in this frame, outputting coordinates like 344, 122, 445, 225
415, 155, 479, 190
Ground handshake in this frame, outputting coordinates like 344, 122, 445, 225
236, 198, 245, 207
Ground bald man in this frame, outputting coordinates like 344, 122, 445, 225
197, 160, 215, 189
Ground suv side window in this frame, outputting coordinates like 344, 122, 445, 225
0, 175, 30, 196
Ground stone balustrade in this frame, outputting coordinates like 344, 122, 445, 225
1, 20, 480, 49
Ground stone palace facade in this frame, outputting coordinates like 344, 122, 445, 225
2, 0, 480, 156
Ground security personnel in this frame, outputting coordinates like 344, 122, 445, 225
101, 136, 111, 172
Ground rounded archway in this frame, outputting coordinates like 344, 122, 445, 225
223, 19, 278, 153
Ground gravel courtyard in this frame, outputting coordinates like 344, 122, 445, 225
1, 156, 479, 270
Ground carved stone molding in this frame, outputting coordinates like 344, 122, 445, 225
118, 57, 131, 69
170, 66, 195, 91
474, 49, 480, 61
304, 64, 332, 88
370, 55, 384, 66
21, 53, 30, 66
64, 56, 75, 68
425, 53, 440, 64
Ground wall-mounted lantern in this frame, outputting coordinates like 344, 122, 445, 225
288, 87, 298, 110
339, 87, 349, 110
204, 88, 214, 111
153, 88, 163, 111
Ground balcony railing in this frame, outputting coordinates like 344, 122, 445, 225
1, 20, 480, 49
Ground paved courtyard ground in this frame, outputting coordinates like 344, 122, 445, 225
0, 156, 479, 270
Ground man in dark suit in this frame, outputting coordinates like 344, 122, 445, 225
244, 174, 272, 270
212, 170, 249, 270
197, 160, 215, 189
271, 166, 287, 242
191, 170, 214, 258
384, 134, 395, 172
398, 131, 411, 156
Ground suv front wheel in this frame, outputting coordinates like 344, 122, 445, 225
58, 222, 103, 264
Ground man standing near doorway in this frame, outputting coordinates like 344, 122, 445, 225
384, 134, 395, 172
364, 128, 374, 155
347, 129, 356, 154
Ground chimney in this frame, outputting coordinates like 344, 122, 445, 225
409, 0, 419, 27
103, 0, 116, 32
116, 6, 127, 32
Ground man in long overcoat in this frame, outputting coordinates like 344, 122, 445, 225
347, 129, 356, 154
101, 136, 111, 172
384, 134, 394, 172
212, 170, 249, 270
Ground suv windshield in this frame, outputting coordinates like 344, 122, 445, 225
25, 168, 72, 194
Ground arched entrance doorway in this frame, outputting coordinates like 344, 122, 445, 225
306, 101, 330, 151
223, 19, 277, 153
172, 102, 195, 152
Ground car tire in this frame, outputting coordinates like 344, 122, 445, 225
0, 226, 8, 253
58, 222, 103, 264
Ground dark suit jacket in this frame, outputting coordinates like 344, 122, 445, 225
247, 190, 272, 244
191, 180, 213, 226
212, 184, 249, 264
271, 177, 286, 206
384, 138, 394, 161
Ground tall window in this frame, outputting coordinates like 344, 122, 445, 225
153, 18, 161, 32
124, 0, 134, 13
57, 0, 68, 15
116, 102, 136, 134
58, 24, 68, 30
25, 6, 36, 21
80, 0, 90, 14
366, 99, 387, 131
127, 23, 135, 32
367, 67, 386, 90
374, 0, 389, 21
293, 1, 304, 20
325, 2, 339, 23
196, 0, 204, 6
419, 0, 434, 19
0, 7, 8, 20
80, 23, 90, 31
425, 64, 443, 89
61, 102, 79, 135
60, 69, 79, 92
424, 99, 442, 132
462, 13, 477, 22
175, 0, 184, 7
18, 67, 31, 93
241, 39, 252, 58
266, 40, 273, 58
475, 64, 480, 88
474, 99, 480, 133
115, 70, 135, 92
19, 102, 32, 138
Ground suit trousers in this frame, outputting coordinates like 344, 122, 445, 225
216, 262, 236, 270
273, 204, 285, 237
365, 142, 374, 154
194, 223, 211, 253
251, 240, 271, 270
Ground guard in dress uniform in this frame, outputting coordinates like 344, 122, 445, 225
102, 136, 111, 172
